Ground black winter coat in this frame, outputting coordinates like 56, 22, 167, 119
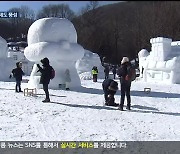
117, 62, 132, 83
112, 68, 116, 74
37, 64, 52, 84
104, 67, 109, 75
102, 79, 116, 95
12, 68, 24, 81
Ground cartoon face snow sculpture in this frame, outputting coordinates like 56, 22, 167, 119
24, 18, 84, 89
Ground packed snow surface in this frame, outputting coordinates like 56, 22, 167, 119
0, 77, 180, 141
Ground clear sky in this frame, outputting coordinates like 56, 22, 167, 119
0, 1, 121, 14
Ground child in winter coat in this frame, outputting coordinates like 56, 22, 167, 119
64, 69, 71, 90
10, 61, 25, 93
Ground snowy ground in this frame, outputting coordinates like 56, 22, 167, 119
0, 75, 180, 141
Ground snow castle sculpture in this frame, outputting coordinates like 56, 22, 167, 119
24, 18, 84, 89
138, 37, 180, 84
0, 36, 14, 81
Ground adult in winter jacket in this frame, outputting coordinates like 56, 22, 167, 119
102, 78, 119, 107
37, 57, 53, 102
92, 66, 98, 82
112, 66, 117, 79
64, 69, 71, 90
11, 62, 24, 92
104, 66, 109, 79
117, 57, 132, 110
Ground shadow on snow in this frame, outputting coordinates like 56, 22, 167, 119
131, 90, 180, 98
44, 101, 117, 111
70, 86, 180, 99
44, 102, 180, 117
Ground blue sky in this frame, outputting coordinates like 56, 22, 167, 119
0, 1, 121, 14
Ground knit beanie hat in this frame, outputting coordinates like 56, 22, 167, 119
108, 80, 118, 91
41, 57, 49, 65
121, 57, 129, 64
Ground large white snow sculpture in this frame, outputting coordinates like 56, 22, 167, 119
138, 37, 180, 84
24, 18, 84, 89
75, 49, 104, 80
0, 36, 14, 81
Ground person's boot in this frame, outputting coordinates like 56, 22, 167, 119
105, 102, 109, 106
119, 107, 123, 111
42, 98, 50, 102
113, 103, 119, 107
109, 102, 119, 107
19, 88, 23, 92
127, 102, 131, 110
118, 104, 123, 111
126, 105, 131, 110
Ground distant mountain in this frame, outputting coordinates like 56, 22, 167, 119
73, 1, 180, 64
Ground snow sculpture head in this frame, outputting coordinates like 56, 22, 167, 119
0, 36, 8, 58
27, 18, 77, 45
24, 17, 84, 89
138, 49, 149, 58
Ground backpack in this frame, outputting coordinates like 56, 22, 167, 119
50, 67, 55, 79
125, 65, 136, 81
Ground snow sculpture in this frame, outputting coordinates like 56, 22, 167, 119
0, 36, 8, 58
0, 36, 14, 81
24, 18, 84, 89
138, 49, 149, 78
138, 37, 180, 84
76, 49, 104, 80
150, 37, 172, 61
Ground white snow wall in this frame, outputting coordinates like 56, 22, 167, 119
150, 37, 172, 61
0, 36, 14, 81
24, 18, 84, 89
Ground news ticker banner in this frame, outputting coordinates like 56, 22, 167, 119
0, 12, 18, 18
0, 141, 180, 154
